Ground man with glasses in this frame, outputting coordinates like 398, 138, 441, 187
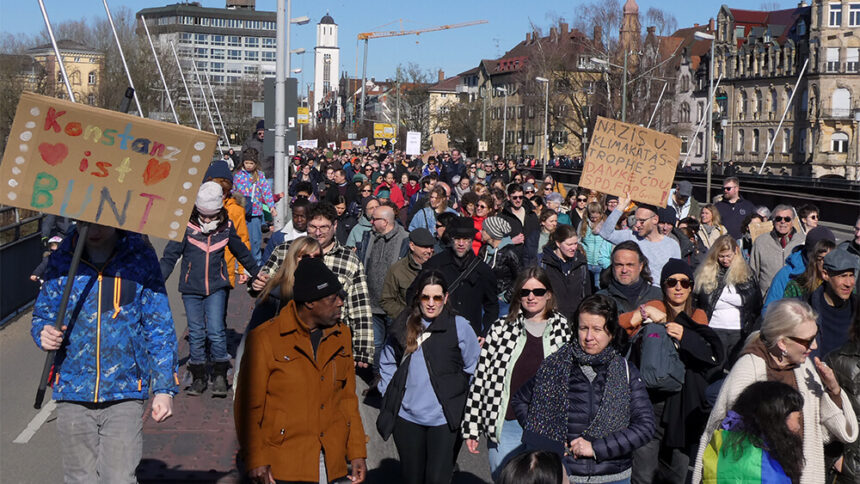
599, 193, 681, 287
499, 183, 540, 266
807, 250, 858, 357
522, 182, 537, 207
714, 177, 757, 239
750, 204, 805, 297
256, 203, 374, 367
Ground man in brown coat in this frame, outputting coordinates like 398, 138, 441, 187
235, 257, 367, 484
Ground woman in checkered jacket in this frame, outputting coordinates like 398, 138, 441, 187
462, 267, 574, 479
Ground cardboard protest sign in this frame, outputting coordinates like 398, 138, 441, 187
580, 116, 681, 207
406, 131, 421, 155
0, 92, 218, 241
749, 220, 773, 242
431, 133, 449, 152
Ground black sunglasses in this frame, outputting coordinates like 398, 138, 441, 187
786, 332, 817, 349
510, 195, 523, 200
773, 216, 793, 223
519, 288, 548, 298
664, 278, 692, 289
576, 197, 588, 202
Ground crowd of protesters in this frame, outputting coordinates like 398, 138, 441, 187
29, 139, 859, 484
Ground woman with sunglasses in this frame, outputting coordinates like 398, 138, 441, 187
463, 268, 574, 479
565, 189, 589, 230
692, 298, 858, 484
511, 294, 656, 484
471, 194, 495, 255
377, 271, 480, 484
624, 259, 723, 484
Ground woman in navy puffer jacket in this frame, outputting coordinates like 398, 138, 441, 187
512, 294, 655, 483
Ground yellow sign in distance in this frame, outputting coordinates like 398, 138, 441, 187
373, 123, 395, 139
297, 107, 309, 124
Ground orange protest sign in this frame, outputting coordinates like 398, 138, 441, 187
580, 116, 681, 207
0, 92, 218, 241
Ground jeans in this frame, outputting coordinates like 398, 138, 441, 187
182, 288, 229, 364
588, 264, 603, 289
488, 419, 524, 480
56, 400, 144, 484
372, 313, 390, 372
393, 417, 459, 484
247, 215, 263, 266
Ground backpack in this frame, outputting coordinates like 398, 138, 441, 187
628, 322, 685, 393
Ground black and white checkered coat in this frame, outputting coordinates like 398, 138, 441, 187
461, 311, 573, 443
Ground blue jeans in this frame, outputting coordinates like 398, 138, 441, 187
247, 215, 263, 266
372, 313, 390, 372
588, 264, 602, 289
182, 289, 229, 364
488, 419, 524, 479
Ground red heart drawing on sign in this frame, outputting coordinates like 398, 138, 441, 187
143, 158, 171, 186
38, 142, 69, 166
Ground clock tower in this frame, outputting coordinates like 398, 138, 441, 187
313, 13, 339, 125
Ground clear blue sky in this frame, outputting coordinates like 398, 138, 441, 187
2, 0, 801, 86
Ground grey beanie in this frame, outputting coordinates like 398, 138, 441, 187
483, 216, 511, 240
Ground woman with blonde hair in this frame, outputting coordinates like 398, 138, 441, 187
693, 234, 761, 369
691, 299, 858, 484
697, 204, 728, 250
233, 236, 322, 393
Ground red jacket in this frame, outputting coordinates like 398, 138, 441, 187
472, 215, 486, 255
375, 182, 406, 209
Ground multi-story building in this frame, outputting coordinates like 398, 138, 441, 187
710, 1, 859, 178
137, 1, 277, 86
25, 40, 103, 105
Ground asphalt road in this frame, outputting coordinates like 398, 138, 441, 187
0, 235, 493, 483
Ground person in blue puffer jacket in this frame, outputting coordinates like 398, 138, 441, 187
32, 224, 179, 483
761, 226, 835, 317
160, 181, 260, 398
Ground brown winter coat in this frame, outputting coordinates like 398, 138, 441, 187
234, 300, 367, 482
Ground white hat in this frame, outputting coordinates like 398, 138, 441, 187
196, 181, 224, 215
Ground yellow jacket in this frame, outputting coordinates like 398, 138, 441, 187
225, 197, 250, 286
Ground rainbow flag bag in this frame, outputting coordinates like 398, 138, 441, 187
702, 426, 792, 483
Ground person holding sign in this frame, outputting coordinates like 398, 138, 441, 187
599, 193, 681, 287
32, 224, 179, 483
160, 182, 260, 397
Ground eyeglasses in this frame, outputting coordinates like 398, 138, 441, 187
722, 186, 735, 191
361, 189, 372, 193
519, 288, 548, 298
510, 195, 523, 200
420, 294, 444, 303
308, 224, 332, 233
664, 278, 692, 289
786, 332, 817, 349
808, 215, 818, 220
477, 204, 489, 209
525, 191, 535, 195
773, 216, 793, 223
436, 223, 444, 228
576, 197, 588, 202
371, 217, 386, 222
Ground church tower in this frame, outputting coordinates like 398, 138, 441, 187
313, 13, 339, 125
619, 0, 641, 67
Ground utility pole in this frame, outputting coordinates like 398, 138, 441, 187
395, 76, 401, 144
621, 50, 628, 123
274, 0, 287, 228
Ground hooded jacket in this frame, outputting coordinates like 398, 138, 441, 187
480, 237, 521, 303
500, 203, 540, 267
761, 247, 806, 316
160, 216, 260, 296
540, 244, 592, 320
31, 230, 179, 403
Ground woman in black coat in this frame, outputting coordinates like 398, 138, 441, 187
539, 224, 592, 321
479, 216, 521, 317
512, 294, 655, 482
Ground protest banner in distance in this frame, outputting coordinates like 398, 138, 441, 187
297, 139, 318, 149
580, 116, 682, 207
405, 131, 421, 155
0, 92, 218, 241
431, 133, 449, 152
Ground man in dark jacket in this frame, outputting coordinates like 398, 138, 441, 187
442, 149, 467, 185
479, 216, 520, 317
499, 183, 540, 267
242, 120, 269, 175
714, 177, 757, 239
597, 241, 662, 314
379, 228, 436, 320
808, 249, 858, 358
408, 217, 499, 337
325, 169, 360, 207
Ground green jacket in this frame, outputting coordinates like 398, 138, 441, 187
379, 254, 422, 320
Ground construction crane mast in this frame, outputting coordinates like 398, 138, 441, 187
356, 19, 488, 122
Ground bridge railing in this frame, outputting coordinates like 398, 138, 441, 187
0, 206, 43, 326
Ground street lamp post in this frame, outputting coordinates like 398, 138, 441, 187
695, 31, 716, 203
535, 76, 550, 176
496, 87, 509, 159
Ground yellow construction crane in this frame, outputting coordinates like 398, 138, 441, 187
356, 19, 488, 122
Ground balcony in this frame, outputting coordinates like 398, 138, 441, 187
824, 108, 853, 119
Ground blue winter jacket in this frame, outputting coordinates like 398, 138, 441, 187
160, 217, 260, 296
31, 230, 179, 403
761, 247, 805, 317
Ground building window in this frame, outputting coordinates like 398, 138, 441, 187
681, 136, 689, 154
194, 48, 208, 58
87, 93, 95, 105
752, 129, 760, 152
740, 90, 748, 117
194, 34, 207, 44
245, 51, 259, 61
848, 48, 859, 72
262, 38, 276, 48
770, 89, 778, 113
799, 129, 807, 153
245, 37, 259, 48
195, 61, 207, 70
228, 36, 241, 47
680, 102, 690, 122
737, 129, 745, 152
767, 129, 775, 152
227, 50, 241, 60
851, 4, 860, 25
211, 35, 224, 46
179, 33, 192, 44
697, 102, 704, 122
517, 106, 524, 119
832, 88, 851, 117
782, 129, 791, 153
831, 132, 849, 152
696, 133, 703, 156
87, 71, 96, 85
826, 48, 841, 72
211, 49, 225, 60
210, 62, 224, 72
753, 90, 762, 118
830, 3, 843, 26
261, 51, 275, 62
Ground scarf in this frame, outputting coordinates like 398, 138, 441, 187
741, 338, 798, 390
524, 343, 630, 446
615, 277, 645, 307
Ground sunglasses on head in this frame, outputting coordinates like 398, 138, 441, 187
519, 288, 548, 298
773, 216, 792, 223
420, 294, 444, 303
664, 277, 692, 289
